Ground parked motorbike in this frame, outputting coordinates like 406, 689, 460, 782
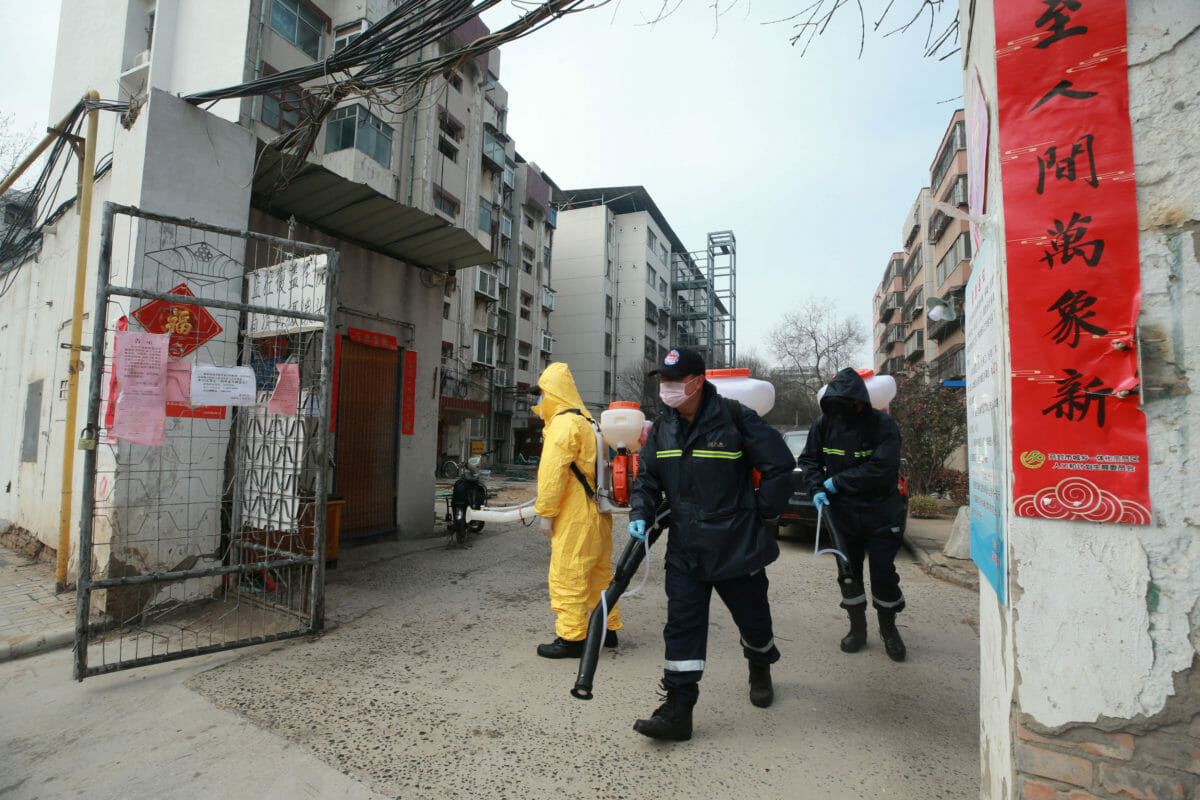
445, 453, 489, 547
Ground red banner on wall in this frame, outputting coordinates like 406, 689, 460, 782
995, 1, 1150, 523
401, 350, 417, 435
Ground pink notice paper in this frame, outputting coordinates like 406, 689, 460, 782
165, 362, 192, 404
267, 362, 300, 415
112, 331, 169, 446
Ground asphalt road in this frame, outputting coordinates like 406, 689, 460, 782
1, 508, 979, 800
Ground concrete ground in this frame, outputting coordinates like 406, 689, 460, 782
1, 484, 980, 799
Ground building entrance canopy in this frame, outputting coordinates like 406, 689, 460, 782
252, 145, 493, 273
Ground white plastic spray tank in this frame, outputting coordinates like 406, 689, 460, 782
815, 368, 897, 410
705, 368, 776, 415
599, 402, 646, 452
597, 401, 646, 509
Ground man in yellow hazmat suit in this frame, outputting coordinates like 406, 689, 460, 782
532, 362, 622, 658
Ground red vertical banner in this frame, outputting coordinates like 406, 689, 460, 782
995, 2, 1150, 523
401, 350, 417, 436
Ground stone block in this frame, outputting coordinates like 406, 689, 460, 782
1018, 743, 1094, 787
1018, 778, 1104, 800
943, 504, 971, 559
1077, 731, 1135, 761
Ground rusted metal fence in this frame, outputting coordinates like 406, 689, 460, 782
74, 203, 338, 679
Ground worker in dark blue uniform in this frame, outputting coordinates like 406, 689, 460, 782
797, 367, 908, 662
627, 348, 795, 741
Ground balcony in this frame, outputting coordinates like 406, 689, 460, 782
541, 285, 555, 311
904, 330, 925, 361
482, 128, 506, 173
880, 356, 906, 376
878, 292, 904, 323
934, 346, 966, 382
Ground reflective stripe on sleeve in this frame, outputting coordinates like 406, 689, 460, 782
822, 447, 846, 455
664, 659, 705, 673
692, 449, 742, 460
657, 450, 683, 458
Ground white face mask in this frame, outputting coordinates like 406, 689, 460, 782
659, 376, 702, 408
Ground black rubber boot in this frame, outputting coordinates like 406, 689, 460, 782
748, 661, 774, 708
877, 609, 907, 662
536, 636, 584, 659
604, 630, 619, 648
840, 606, 868, 653
633, 687, 694, 741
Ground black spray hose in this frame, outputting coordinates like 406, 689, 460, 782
820, 502, 855, 582
571, 503, 671, 700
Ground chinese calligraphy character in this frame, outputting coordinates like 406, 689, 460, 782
1032, 80, 1098, 111
1041, 212, 1105, 268
1047, 289, 1109, 347
1034, 0, 1088, 49
1042, 369, 1112, 426
1037, 135, 1099, 194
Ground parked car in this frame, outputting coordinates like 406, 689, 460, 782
769, 429, 910, 538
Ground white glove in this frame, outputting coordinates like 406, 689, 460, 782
539, 516, 554, 538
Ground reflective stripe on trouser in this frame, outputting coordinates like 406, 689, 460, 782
835, 519, 906, 614
662, 564, 780, 704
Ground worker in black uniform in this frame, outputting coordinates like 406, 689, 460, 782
627, 348, 795, 741
797, 367, 908, 662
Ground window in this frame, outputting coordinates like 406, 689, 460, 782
260, 64, 305, 133
648, 229, 658, 252
437, 137, 458, 162
501, 212, 513, 239
931, 120, 967, 192
325, 105, 393, 167
433, 187, 459, 219
604, 371, 612, 395
604, 332, 612, 356
543, 246, 551, 273
270, 0, 325, 59
523, 213, 534, 228
473, 331, 495, 366
522, 245, 535, 274
443, 301, 450, 319
441, 341, 453, 363
334, 20, 365, 51
21, 380, 42, 462
647, 266, 656, 287
478, 198, 494, 233
936, 232, 972, 287
518, 340, 531, 372
605, 294, 613, 319
520, 292, 532, 320
903, 250, 923, 286
658, 277, 667, 295
605, 258, 612, 278
442, 70, 463, 91
644, 336, 656, 360
438, 108, 463, 141
659, 243, 668, 263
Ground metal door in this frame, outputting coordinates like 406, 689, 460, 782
74, 203, 338, 679
334, 338, 399, 537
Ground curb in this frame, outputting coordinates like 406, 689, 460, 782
902, 532, 979, 592
0, 627, 75, 664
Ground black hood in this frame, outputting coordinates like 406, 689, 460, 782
820, 368, 871, 413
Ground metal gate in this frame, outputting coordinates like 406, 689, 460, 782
335, 338, 399, 537
74, 203, 338, 680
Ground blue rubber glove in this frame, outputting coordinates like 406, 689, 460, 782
823, 477, 837, 494
628, 519, 647, 541
813, 492, 830, 509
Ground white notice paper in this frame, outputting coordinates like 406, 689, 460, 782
191, 364, 257, 406
111, 330, 170, 446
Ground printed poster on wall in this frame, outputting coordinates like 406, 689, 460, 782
994, 1, 1151, 524
111, 330, 169, 447
966, 234, 1007, 604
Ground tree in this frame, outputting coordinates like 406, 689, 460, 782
888, 370, 967, 495
765, 297, 868, 428
0, 111, 38, 190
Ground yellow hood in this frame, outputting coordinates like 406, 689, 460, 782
535, 362, 591, 422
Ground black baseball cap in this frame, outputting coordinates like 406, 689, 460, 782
649, 348, 706, 381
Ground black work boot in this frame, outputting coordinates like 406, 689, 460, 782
748, 661, 774, 708
536, 636, 584, 659
877, 609, 907, 662
840, 606, 868, 653
633, 686, 694, 741
604, 630, 619, 648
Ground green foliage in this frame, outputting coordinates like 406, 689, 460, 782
908, 495, 941, 518
936, 467, 970, 506
889, 372, 968, 496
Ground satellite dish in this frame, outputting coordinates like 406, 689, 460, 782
927, 296, 957, 322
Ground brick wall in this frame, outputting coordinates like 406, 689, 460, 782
1015, 659, 1200, 799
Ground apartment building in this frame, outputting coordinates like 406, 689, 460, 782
551, 186, 734, 413
0, 0, 565, 593
873, 110, 970, 383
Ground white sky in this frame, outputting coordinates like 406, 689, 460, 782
0, 1, 964, 365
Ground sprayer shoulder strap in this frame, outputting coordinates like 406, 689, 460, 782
557, 408, 597, 499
